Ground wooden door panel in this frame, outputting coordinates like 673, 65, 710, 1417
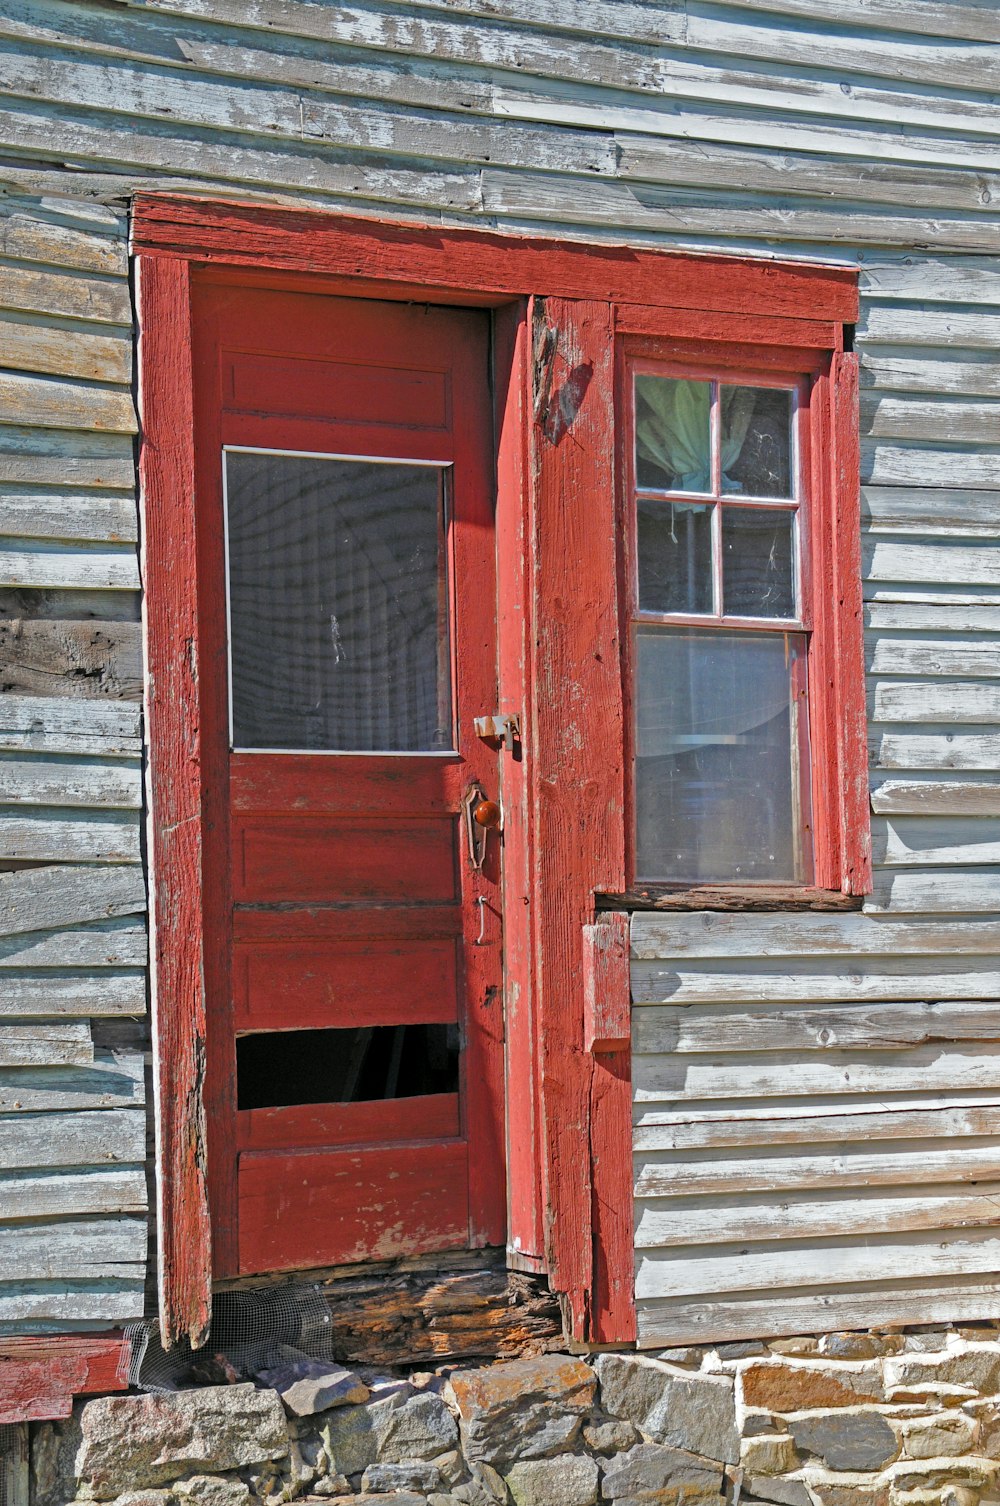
232, 817, 458, 903
226, 351, 450, 429
237, 1142, 470, 1273
194, 282, 505, 1276
231, 753, 466, 817
237, 1092, 460, 1154
234, 940, 459, 1032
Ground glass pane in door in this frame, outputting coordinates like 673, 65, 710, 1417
225, 449, 452, 752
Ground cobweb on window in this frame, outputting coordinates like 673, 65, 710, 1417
122, 1283, 336, 1393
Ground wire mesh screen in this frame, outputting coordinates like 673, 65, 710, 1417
125, 1283, 336, 1392
0, 1425, 28, 1506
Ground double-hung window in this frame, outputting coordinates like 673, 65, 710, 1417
624, 351, 868, 901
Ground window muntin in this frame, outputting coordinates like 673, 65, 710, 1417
630, 367, 813, 886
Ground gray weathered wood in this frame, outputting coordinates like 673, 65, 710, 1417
631, 957, 1000, 1006
0, 974, 145, 1017
632, 1000, 1000, 1056
0, 262, 132, 326
863, 487, 1000, 537
633, 1102, 1000, 1153
862, 395, 1000, 444
0, 491, 137, 543
869, 778, 1000, 816
0, 1217, 147, 1280
0, 863, 145, 937
0, 1021, 92, 1067
0, 544, 139, 592
872, 732, 1000, 772
631, 911, 1000, 960
0, 1051, 144, 1111
633, 1044, 1000, 1103
0, 920, 147, 969
868, 868, 1000, 914
0, 619, 143, 700
0, 313, 131, 384
860, 355, 1000, 401
636, 1281, 1000, 1347
874, 683, 1000, 724
0, 1165, 147, 1218
0, 371, 135, 436
0, 696, 140, 757
0, 1107, 145, 1168
636, 1227, 1000, 1301
636, 1182, 1000, 1249
868, 638, 1000, 679
0, 1283, 145, 1325
0, 810, 141, 864
0, 758, 141, 810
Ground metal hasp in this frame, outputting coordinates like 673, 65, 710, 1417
474, 712, 521, 752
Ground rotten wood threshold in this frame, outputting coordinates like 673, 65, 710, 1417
599, 886, 864, 913
214, 1248, 563, 1368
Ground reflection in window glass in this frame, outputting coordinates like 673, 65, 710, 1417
635, 629, 810, 883
722, 386, 793, 497
722, 508, 795, 618
225, 450, 452, 753
635, 377, 711, 491
638, 500, 713, 615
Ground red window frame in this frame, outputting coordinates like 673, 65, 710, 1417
618, 339, 868, 901
134, 195, 864, 1351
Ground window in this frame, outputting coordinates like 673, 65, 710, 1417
622, 348, 868, 902
629, 368, 811, 886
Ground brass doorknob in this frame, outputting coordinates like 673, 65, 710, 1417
472, 799, 501, 829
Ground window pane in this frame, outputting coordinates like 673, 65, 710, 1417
635, 376, 711, 491
635, 628, 810, 883
722, 386, 793, 498
226, 450, 452, 752
638, 500, 713, 614
722, 507, 795, 618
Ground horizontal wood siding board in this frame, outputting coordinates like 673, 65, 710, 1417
0, 1281, 145, 1327
0, 1108, 145, 1169
0, 865, 145, 937
635, 1279, 1000, 1347
0, 1052, 144, 1111
0, 1166, 147, 1217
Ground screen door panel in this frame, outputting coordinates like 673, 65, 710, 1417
192, 284, 504, 1278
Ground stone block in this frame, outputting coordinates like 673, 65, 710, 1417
594, 1354, 738, 1464
75, 1386, 289, 1499
174, 1476, 251, 1506
741, 1363, 885, 1413
582, 1419, 639, 1455
807, 1482, 890, 1506
320, 1391, 457, 1478
889, 1456, 998, 1491
448, 1354, 595, 1470
505, 1454, 599, 1506
361, 1460, 442, 1492
885, 1350, 1000, 1399
743, 1478, 813, 1506
901, 1414, 977, 1458
108, 1495, 178, 1506
740, 1435, 798, 1475
599, 1442, 723, 1501
257, 1359, 370, 1417
791, 1413, 898, 1471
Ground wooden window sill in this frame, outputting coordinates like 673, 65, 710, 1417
598, 885, 863, 913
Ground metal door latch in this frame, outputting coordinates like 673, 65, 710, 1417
474, 712, 521, 752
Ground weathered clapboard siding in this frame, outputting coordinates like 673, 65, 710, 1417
0, 0, 996, 1344
0, 188, 146, 1332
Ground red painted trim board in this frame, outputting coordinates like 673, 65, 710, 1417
0, 1335, 129, 1424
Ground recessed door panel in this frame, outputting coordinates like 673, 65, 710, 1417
192, 284, 504, 1277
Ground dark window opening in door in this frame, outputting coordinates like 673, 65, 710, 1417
236, 1023, 461, 1110
224, 449, 453, 753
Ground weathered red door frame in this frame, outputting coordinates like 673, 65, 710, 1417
135, 194, 860, 1348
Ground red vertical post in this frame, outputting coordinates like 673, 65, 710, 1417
137, 254, 213, 1348
832, 351, 872, 895
528, 296, 626, 1337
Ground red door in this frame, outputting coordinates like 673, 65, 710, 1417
191, 282, 505, 1276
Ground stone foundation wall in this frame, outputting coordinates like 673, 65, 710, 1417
31, 1324, 1000, 1506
